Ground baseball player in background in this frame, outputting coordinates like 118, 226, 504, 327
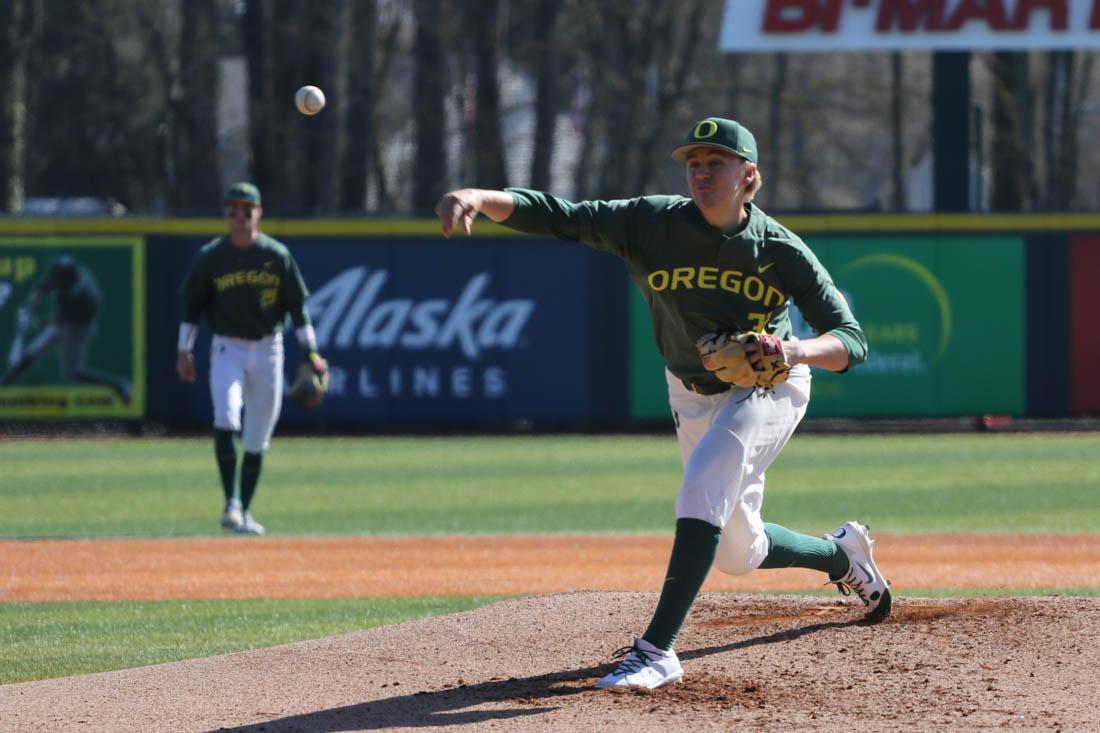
435, 118, 892, 689
177, 183, 327, 535
1, 256, 131, 403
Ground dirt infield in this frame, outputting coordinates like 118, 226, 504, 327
4, 534, 1100, 731
4, 533, 1100, 601
4, 591, 1098, 731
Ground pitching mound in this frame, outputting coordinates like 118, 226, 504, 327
4, 591, 1097, 731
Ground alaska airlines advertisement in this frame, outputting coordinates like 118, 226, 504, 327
277, 238, 596, 423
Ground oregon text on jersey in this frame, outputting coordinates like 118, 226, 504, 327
646, 266, 786, 308
213, 270, 282, 291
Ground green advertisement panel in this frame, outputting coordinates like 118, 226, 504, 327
0, 238, 144, 418
630, 236, 1026, 419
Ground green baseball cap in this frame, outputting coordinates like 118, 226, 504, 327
225, 182, 261, 205
671, 118, 758, 164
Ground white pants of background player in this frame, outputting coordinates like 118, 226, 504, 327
210, 333, 283, 453
666, 363, 812, 575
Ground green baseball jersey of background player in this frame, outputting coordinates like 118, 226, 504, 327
181, 233, 311, 340
177, 182, 327, 537
436, 117, 892, 691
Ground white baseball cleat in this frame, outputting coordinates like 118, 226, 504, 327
595, 637, 683, 689
234, 511, 265, 536
826, 521, 892, 621
220, 498, 243, 530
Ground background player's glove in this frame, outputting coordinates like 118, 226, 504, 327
288, 352, 329, 409
696, 332, 792, 390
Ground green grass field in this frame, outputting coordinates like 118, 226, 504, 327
2, 432, 1098, 683
0, 597, 503, 683
1, 433, 1098, 537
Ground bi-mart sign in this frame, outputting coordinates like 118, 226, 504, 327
721, 0, 1100, 52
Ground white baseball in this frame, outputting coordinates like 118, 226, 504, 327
295, 85, 326, 115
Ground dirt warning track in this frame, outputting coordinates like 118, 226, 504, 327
3, 533, 1098, 602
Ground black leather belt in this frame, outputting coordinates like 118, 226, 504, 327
681, 380, 731, 396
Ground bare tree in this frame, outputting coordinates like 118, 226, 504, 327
469, 0, 508, 189
1043, 51, 1073, 209
595, 4, 650, 197
529, 0, 561, 191
1070, 53, 1095, 208
367, 14, 405, 213
241, 0, 275, 201
15, 4, 1100, 215
241, 0, 309, 212
1038, 51, 1092, 210
571, 22, 604, 200
767, 53, 788, 201
30, 0, 170, 211
341, 0, 377, 210
0, 0, 42, 212
724, 53, 746, 119
890, 53, 907, 210
990, 52, 1029, 211
174, 0, 222, 211
569, 0, 707, 199
413, 0, 446, 214
304, 0, 350, 212
630, 0, 705, 193
786, 57, 812, 209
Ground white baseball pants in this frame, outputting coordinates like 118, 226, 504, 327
210, 333, 284, 453
667, 364, 811, 575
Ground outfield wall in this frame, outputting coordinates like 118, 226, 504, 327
0, 214, 1097, 425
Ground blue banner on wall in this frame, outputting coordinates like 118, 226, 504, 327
149, 236, 605, 425
285, 238, 593, 423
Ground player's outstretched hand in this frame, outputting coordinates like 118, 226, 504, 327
306, 351, 328, 375
435, 189, 483, 238
176, 351, 196, 384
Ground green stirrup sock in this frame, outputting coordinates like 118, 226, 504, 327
239, 452, 264, 511
642, 518, 723, 651
213, 429, 238, 503
758, 522, 850, 578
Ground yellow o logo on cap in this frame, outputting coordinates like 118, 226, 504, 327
693, 120, 719, 139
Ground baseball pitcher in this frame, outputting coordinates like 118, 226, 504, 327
435, 117, 891, 690
177, 183, 328, 535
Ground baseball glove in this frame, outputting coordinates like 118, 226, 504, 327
288, 354, 329, 409
696, 331, 791, 390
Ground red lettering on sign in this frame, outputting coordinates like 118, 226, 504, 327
763, 0, 819, 33
876, 0, 949, 32
821, 0, 844, 31
822, 0, 844, 31
946, 0, 1010, 31
1092, 0, 1100, 30
1012, 0, 1067, 31
761, 0, 1087, 37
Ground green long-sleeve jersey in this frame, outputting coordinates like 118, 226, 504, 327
504, 189, 867, 387
180, 233, 311, 339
